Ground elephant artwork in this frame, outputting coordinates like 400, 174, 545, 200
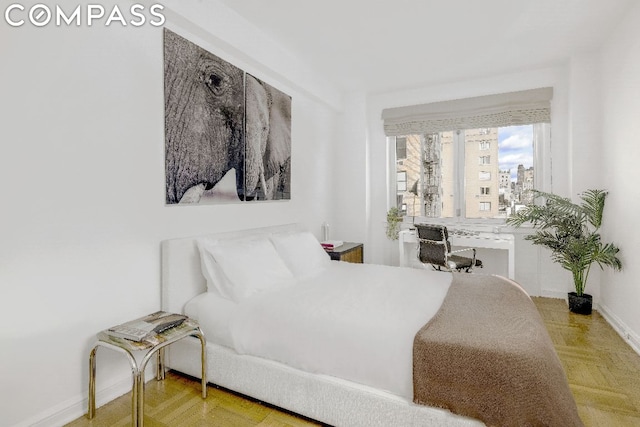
163, 29, 292, 205
244, 74, 291, 201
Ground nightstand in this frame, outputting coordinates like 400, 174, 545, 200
325, 242, 363, 263
88, 314, 207, 427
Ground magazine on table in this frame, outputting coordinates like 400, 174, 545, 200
107, 311, 188, 342
321, 240, 343, 250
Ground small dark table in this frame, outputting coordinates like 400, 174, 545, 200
325, 242, 363, 263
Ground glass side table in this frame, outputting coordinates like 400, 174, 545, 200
88, 315, 207, 427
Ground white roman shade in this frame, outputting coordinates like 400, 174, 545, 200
381, 87, 553, 136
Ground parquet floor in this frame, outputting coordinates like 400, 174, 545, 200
67, 297, 640, 426
65, 371, 321, 427
533, 297, 640, 426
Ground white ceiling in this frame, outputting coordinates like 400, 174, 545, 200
218, 0, 633, 94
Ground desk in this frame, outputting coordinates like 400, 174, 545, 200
399, 228, 515, 279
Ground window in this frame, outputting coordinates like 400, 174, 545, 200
396, 171, 407, 192
393, 124, 548, 220
396, 137, 407, 160
383, 87, 552, 223
479, 202, 491, 211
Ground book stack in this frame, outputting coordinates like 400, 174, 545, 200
107, 311, 188, 342
321, 240, 343, 250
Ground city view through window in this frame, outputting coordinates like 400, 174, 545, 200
396, 125, 535, 220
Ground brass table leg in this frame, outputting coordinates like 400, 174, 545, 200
196, 330, 208, 398
156, 347, 165, 381
87, 342, 140, 427
88, 347, 97, 419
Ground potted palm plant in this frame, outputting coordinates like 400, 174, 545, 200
506, 189, 622, 314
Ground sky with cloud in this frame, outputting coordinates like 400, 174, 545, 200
498, 125, 533, 182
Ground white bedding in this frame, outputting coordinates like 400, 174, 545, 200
188, 261, 452, 399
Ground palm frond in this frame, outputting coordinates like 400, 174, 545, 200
579, 189, 607, 229
539, 190, 586, 220
592, 242, 622, 271
507, 190, 585, 230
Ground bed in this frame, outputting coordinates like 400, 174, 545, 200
161, 224, 582, 427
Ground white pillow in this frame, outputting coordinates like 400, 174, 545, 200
270, 231, 331, 280
198, 237, 295, 301
197, 238, 235, 300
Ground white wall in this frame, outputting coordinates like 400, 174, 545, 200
329, 91, 370, 249
599, 1, 640, 351
0, 1, 341, 425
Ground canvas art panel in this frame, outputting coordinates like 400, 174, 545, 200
245, 74, 292, 201
164, 29, 291, 205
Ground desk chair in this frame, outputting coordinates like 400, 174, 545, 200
415, 224, 482, 273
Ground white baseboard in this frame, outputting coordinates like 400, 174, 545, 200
12, 377, 132, 427
597, 303, 640, 357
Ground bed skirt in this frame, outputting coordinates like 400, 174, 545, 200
167, 338, 484, 427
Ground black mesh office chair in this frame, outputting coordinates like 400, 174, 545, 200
415, 224, 482, 273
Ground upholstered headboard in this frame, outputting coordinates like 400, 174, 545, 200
161, 223, 305, 314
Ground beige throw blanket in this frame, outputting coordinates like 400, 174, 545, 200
413, 274, 583, 426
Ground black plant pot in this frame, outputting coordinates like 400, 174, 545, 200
568, 292, 593, 315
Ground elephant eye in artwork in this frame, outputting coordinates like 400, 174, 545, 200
200, 62, 229, 96
205, 73, 222, 89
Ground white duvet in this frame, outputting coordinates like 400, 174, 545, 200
190, 262, 452, 400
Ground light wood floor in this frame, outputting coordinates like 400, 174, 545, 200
67, 297, 640, 427
533, 297, 640, 426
